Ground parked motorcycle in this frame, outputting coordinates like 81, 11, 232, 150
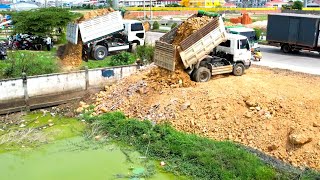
8, 34, 47, 51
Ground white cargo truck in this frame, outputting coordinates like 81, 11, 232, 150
66, 11, 145, 60
154, 14, 251, 82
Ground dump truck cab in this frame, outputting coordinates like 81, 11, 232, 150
190, 34, 251, 82
226, 26, 259, 49
123, 20, 145, 47
216, 34, 252, 69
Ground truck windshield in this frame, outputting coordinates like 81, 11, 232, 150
240, 31, 257, 41
240, 39, 250, 50
131, 23, 144, 31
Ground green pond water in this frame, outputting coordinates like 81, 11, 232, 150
0, 112, 185, 179
0, 136, 179, 180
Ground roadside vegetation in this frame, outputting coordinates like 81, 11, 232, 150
11, 8, 81, 36
0, 49, 59, 79
81, 111, 320, 180
0, 44, 155, 79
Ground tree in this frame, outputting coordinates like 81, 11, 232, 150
152, 21, 159, 30
11, 8, 80, 36
292, 1, 303, 10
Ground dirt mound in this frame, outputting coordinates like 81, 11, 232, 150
77, 8, 114, 22
60, 8, 114, 66
146, 67, 195, 90
224, 21, 236, 26
173, 16, 211, 45
142, 21, 150, 31
81, 66, 320, 170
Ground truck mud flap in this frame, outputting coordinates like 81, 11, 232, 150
211, 65, 233, 75
154, 41, 177, 71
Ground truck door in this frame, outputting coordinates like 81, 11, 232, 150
288, 18, 299, 44
237, 39, 251, 62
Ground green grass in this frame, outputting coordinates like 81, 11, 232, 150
82, 56, 113, 69
82, 112, 320, 180
251, 15, 268, 22
0, 49, 138, 79
82, 52, 136, 69
0, 49, 60, 79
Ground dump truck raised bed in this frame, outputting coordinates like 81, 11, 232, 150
154, 13, 252, 82
66, 11, 145, 60
267, 13, 320, 53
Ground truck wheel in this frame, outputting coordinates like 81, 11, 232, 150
93, 45, 108, 60
233, 63, 245, 76
194, 67, 211, 82
281, 44, 291, 53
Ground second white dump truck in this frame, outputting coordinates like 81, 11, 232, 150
154, 12, 252, 82
66, 11, 145, 60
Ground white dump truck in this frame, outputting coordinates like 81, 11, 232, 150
154, 13, 252, 82
66, 11, 145, 60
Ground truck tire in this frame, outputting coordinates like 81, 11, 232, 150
93, 45, 108, 60
233, 63, 245, 76
194, 67, 211, 82
281, 44, 291, 53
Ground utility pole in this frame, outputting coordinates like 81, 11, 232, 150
149, 0, 152, 20
113, 0, 118, 9
143, 0, 146, 20
303, 0, 307, 7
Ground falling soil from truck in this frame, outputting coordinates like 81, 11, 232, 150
79, 66, 320, 170
173, 16, 211, 45
60, 8, 115, 66
59, 41, 83, 66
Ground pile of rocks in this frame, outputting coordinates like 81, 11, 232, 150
77, 67, 320, 170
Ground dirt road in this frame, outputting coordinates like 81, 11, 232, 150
87, 66, 320, 170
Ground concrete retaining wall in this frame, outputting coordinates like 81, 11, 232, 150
0, 79, 24, 101
27, 71, 86, 97
0, 65, 138, 114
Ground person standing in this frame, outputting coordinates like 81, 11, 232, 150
46, 36, 51, 51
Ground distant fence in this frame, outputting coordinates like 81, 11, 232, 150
125, 7, 278, 12
282, 9, 320, 15
125, 8, 280, 17
0, 65, 138, 114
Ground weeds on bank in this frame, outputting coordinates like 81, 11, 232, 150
0, 50, 59, 79
84, 112, 279, 180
